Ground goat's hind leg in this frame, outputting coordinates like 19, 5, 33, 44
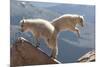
51, 46, 58, 59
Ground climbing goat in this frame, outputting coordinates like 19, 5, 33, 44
52, 14, 85, 37
20, 18, 58, 58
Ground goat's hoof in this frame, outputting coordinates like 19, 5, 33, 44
35, 45, 39, 48
35, 43, 40, 48
50, 55, 57, 59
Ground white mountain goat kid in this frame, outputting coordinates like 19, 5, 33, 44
52, 14, 85, 37
20, 19, 58, 58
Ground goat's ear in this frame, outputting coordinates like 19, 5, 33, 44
20, 19, 24, 26
22, 17, 26, 23
22, 19, 24, 24
79, 15, 83, 21
20, 19, 24, 24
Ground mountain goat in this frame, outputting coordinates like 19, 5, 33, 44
20, 19, 58, 58
52, 14, 85, 37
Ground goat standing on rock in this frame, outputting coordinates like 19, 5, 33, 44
20, 19, 58, 58
19, 14, 85, 59
52, 14, 85, 37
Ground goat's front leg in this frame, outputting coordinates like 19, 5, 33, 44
34, 33, 40, 48
68, 27, 80, 38
75, 27, 80, 38
35, 38, 40, 47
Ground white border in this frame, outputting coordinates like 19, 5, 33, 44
0, 0, 10, 67
0, 0, 98, 67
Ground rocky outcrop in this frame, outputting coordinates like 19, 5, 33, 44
77, 50, 95, 62
10, 37, 61, 67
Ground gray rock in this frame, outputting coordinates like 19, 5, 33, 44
77, 50, 95, 62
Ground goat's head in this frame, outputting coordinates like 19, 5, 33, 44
20, 19, 31, 32
78, 16, 85, 27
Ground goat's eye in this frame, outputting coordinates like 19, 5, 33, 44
81, 18, 83, 22
21, 24, 23, 28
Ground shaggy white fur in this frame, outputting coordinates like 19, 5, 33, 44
20, 18, 58, 58
52, 14, 84, 37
